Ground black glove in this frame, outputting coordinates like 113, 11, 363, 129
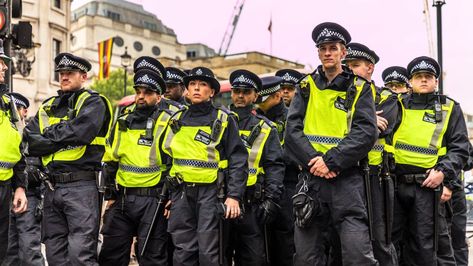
257, 199, 280, 224
292, 192, 318, 228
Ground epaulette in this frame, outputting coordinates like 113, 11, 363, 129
255, 113, 276, 129
84, 89, 99, 96
214, 103, 234, 117
444, 95, 457, 105
297, 75, 312, 98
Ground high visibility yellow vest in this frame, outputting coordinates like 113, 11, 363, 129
393, 97, 453, 169
111, 110, 171, 187
38, 90, 113, 166
162, 109, 229, 183
368, 86, 394, 166
0, 95, 21, 181
240, 119, 272, 186
301, 75, 364, 154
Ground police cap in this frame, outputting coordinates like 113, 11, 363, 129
133, 56, 166, 78
54, 53, 91, 72
345, 42, 379, 64
229, 69, 262, 91
407, 56, 441, 79
133, 69, 166, 94
183, 67, 221, 94
382, 66, 409, 85
312, 22, 351, 47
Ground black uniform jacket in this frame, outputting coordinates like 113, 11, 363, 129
24, 88, 109, 173
285, 66, 378, 173
394, 93, 470, 189
177, 101, 248, 201
231, 104, 284, 201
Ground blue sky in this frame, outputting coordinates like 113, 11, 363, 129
73, 0, 473, 114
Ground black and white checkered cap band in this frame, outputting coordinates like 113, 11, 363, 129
166, 71, 184, 83
249, 168, 257, 175
137, 60, 163, 76
57, 56, 88, 72
317, 28, 346, 44
385, 71, 409, 84
13, 98, 27, 108
136, 74, 162, 91
119, 164, 161, 174
410, 61, 437, 75
346, 48, 376, 64
233, 75, 258, 89
395, 142, 438, 156
281, 73, 299, 83
0, 161, 15, 169
306, 135, 343, 145
259, 84, 281, 96
174, 159, 219, 169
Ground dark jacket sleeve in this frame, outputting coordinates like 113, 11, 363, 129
285, 86, 322, 169
323, 83, 377, 172
377, 94, 399, 138
223, 115, 248, 201
24, 114, 65, 156
435, 103, 469, 185
42, 95, 106, 146
261, 127, 285, 201
11, 146, 27, 189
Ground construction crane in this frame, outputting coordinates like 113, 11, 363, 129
423, 0, 435, 58
218, 0, 246, 56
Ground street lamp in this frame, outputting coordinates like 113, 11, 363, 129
433, 0, 446, 94
120, 46, 132, 97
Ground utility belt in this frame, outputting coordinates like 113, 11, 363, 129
49, 171, 96, 183
396, 174, 426, 185
369, 164, 382, 177
244, 183, 264, 204
118, 185, 162, 197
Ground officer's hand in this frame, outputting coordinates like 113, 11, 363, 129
12, 187, 28, 214
322, 171, 338, 179
422, 169, 445, 188
376, 111, 388, 132
164, 200, 172, 219
440, 187, 452, 203
258, 199, 280, 224
224, 197, 240, 219
308, 156, 329, 177
105, 200, 115, 210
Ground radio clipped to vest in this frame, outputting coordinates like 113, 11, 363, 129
141, 117, 155, 140
210, 114, 223, 142
434, 99, 443, 123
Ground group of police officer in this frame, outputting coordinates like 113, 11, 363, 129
0, 20, 471, 266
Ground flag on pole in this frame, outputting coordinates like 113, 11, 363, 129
98, 38, 114, 80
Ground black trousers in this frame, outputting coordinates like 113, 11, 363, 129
0, 184, 12, 262
446, 187, 468, 266
4, 187, 45, 266
226, 203, 265, 266
293, 170, 378, 266
392, 182, 455, 266
99, 192, 168, 266
42, 180, 99, 266
168, 184, 221, 266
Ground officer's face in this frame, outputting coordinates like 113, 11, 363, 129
318, 42, 346, 70
187, 79, 214, 104
386, 82, 409, 94
164, 82, 184, 101
59, 71, 87, 91
135, 87, 160, 109
345, 59, 374, 81
0, 58, 7, 83
17, 106, 27, 120
281, 85, 295, 106
231, 88, 257, 108
257, 90, 281, 111
410, 72, 438, 94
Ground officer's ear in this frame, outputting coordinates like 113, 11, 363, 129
253, 92, 259, 103
339, 43, 347, 58
210, 88, 215, 98
80, 72, 88, 82
367, 62, 375, 76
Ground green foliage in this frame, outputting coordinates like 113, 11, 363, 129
89, 68, 134, 104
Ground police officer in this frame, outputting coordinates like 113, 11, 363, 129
99, 69, 172, 265
0, 39, 27, 261
382, 66, 411, 94
344, 42, 398, 265
275, 69, 303, 107
24, 53, 113, 265
227, 69, 285, 265
257, 76, 297, 266
391, 56, 469, 265
162, 67, 248, 265
164, 67, 188, 105
4, 93, 45, 265
285, 22, 378, 265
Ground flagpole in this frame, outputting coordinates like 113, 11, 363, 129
269, 13, 273, 56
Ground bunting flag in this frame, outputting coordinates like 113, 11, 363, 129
98, 38, 114, 80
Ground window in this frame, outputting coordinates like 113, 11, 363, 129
52, 39, 61, 82
143, 21, 157, 31
187, 51, 196, 58
53, 0, 61, 9
133, 41, 143, 52
151, 46, 161, 56
106, 11, 120, 21
114, 36, 124, 47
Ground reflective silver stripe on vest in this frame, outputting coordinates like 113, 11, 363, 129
0, 161, 15, 169
119, 163, 161, 174
430, 99, 451, 149
395, 142, 438, 156
306, 135, 343, 145
174, 159, 219, 169
149, 112, 171, 166
249, 168, 257, 175
371, 144, 384, 152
